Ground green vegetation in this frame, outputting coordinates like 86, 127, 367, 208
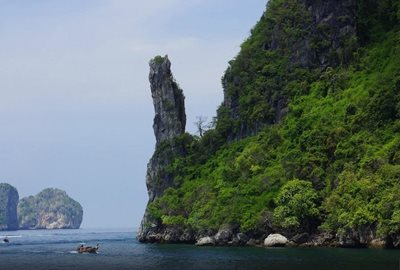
153, 55, 165, 64
148, 0, 400, 241
273, 180, 319, 230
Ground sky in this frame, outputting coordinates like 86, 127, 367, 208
0, 0, 267, 229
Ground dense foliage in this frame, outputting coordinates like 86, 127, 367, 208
148, 0, 400, 241
273, 179, 319, 230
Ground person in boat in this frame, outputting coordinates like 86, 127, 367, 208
77, 244, 84, 252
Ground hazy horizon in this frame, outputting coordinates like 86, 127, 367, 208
0, 0, 267, 228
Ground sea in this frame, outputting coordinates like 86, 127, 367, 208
0, 228, 399, 270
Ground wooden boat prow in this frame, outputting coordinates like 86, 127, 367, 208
77, 243, 99, 254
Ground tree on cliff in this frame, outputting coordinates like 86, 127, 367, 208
273, 179, 319, 231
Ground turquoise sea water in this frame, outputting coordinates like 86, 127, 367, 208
0, 228, 399, 270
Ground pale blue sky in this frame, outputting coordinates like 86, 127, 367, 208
0, 0, 267, 228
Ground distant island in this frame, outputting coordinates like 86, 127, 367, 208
18, 188, 83, 230
0, 183, 19, 230
0, 184, 83, 230
138, 0, 400, 249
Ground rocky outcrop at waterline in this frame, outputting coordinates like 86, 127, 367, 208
18, 188, 83, 229
0, 183, 19, 230
264, 234, 288, 247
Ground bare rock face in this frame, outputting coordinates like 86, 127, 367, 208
145, 55, 186, 203
18, 188, 83, 230
296, 0, 357, 68
138, 55, 186, 242
149, 55, 186, 145
0, 183, 19, 230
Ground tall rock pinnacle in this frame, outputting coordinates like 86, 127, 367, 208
149, 55, 186, 145
138, 55, 187, 242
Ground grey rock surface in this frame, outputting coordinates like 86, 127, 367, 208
264, 234, 288, 247
149, 55, 186, 145
196, 236, 216, 246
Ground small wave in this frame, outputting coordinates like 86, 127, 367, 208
21, 249, 48, 254
72, 252, 94, 255
0, 235, 22, 238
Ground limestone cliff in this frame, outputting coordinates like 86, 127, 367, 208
293, 0, 357, 68
137, 0, 400, 248
138, 55, 187, 242
220, 0, 357, 139
0, 183, 19, 230
18, 188, 83, 229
